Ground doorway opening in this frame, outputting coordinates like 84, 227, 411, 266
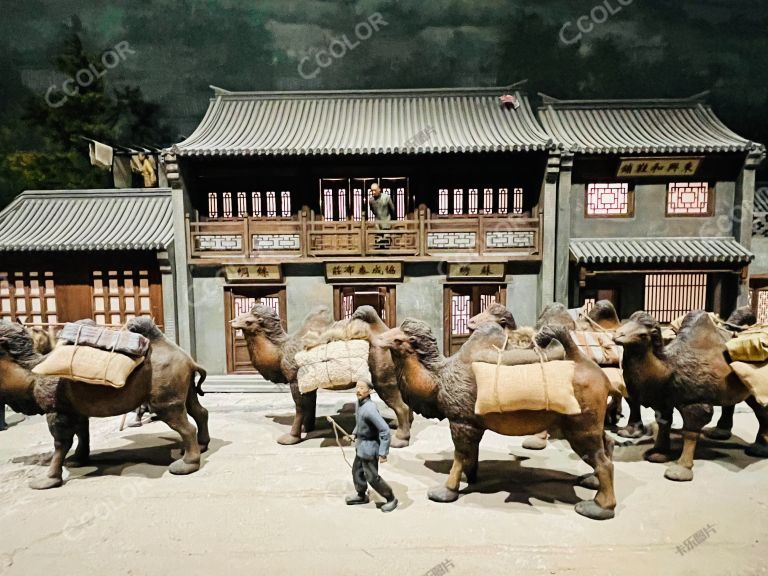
444, 283, 506, 355
333, 285, 396, 327
225, 285, 286, 374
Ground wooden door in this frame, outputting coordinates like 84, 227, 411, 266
333, 285, 396, 327
225, 286, 287, 374
444, 284, 506, 355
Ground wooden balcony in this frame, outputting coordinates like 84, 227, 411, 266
187, 207, 542, 264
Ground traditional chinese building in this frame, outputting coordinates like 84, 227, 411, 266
166, 86, 558, 373
750, 184, 768, 322
538, 94, 765, 322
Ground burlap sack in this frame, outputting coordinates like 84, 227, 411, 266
473, 360, 580, 416
726, 330, 768, 363
32, 345, 144, 388
730, 361, 768, 405
570, 331, 622, 366
602, 367, 627, 397
296, 340, 371, 394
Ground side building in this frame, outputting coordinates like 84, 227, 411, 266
750, 184, 768, 322
539, 94, 765, 322
167, 86, 559, 375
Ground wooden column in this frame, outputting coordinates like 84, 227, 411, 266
554, 152, 573, 305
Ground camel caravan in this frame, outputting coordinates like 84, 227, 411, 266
1, 297, 767, 521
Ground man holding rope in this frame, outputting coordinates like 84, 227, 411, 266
345, 380, 398, 512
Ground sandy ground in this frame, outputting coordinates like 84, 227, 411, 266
0, 393, 766, 576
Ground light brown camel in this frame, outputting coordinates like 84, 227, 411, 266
614, 310, 768, 482
0, 318, 209, 489
378, 319, 616, 520
230, 305, 333, 445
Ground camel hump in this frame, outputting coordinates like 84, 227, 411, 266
125, 317, 164, 341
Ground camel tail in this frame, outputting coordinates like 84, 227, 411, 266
194, 364, 207, 396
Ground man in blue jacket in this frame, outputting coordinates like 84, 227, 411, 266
346, 380, 398, 512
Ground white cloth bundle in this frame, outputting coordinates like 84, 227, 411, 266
296, 340, 371, 394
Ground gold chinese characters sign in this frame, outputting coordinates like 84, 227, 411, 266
616, 157, 703, 178
325, 262, 403, 282
224, 265, 282, 283
447, 262, 505, 281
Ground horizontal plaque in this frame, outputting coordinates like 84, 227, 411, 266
325, 262, 403, 282
617, 156, 703, 178
447, 262, 505, 280
224, 264, 282, 283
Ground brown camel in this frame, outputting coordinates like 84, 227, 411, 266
378, 319, 616, 520
613, 310, 768, 482
230, 305, 333, 445
0, 318, 209, 489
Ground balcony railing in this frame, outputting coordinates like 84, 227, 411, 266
187, 207, 542, 262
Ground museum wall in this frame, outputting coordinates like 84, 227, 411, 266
193, 274, 228, 375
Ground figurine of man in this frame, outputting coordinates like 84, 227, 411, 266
368, 183, 395, 249
346, 380, 398, 512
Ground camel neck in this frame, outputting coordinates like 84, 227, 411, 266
401, 353, 439, 397
0, 358, 45, 415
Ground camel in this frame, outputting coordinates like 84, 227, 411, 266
0, 318, 209, 489
613, 310, 768, 482
230, 305, 333, 445
377, 319, 616, 520
231, 305, 413, 446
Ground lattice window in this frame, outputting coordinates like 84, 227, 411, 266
587, 183, 630, 216
251, 192, 262, 217
483, 188, 493, 215
439, 188, 449, 215
479, 293, 497, 312
667, 182, 711, 216
207, 193, 218, 217
644, 273, 707, 323
93, 270, 152, 326
498, 188, 508, 215
233, 295, 279, 318
342, 293, 354, 319
221, 192, 233, 218
337, 188, 347, 219
280, 191, 291, 217
453, 189, 464, 215
468, 189, 479, 215
0, 271, 57, 325
323, 188, 334, 220
582, 298, 596, 313
266, 191, 277, 217
395, 187, 406, 220
352, 187, 364, 221
451, 294, 471, 335
236, 192, 247, 217
757, 289, 768, 324
512, 187, 524, 214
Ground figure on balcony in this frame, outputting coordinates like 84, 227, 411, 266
368, 183, 395, 249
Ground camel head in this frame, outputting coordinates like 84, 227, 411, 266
230, 304, 286, 340
536, 302, 577, 330
613, 312, 663, 351
376, 326, 415, 356
0, 321, 41, 369
378, 319, 441, 362
725, 305, 756, 330
467, 303, 516, 331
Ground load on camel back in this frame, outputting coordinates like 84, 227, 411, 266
0, 318, 209, 490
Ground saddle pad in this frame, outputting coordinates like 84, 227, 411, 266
58, 323, 149, 357
473, 360, 580, 416
296, 339, 371, 394
730, 361, 768, 405
726, 330, 768, 363
32, 345, 144, 388
570, 330, 622, 366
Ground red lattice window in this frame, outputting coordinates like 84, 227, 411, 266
756, 289, 768, 324
666, 182, 711, 216
451, 294, 471, 335
644, 273, 707, 323
0, 271, 57, 325
586, 183, 631, 217
92, 270, 152, 326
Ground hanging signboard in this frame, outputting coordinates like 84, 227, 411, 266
224, 265, 283, 283
616, 156, 703, 178
325, 262, 403, 282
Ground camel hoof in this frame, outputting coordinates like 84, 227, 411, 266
390, 436, 410, 449
575, 500, 615, 521
745, 442, 768, 458
427, 486, 460, 503
169, 459, 200, 475
664, 464, 693, 482
577, 473, 600, 490
617, 423, 647, 439
644, 449, 672, 463
702, 426, 732, 441
29, 477, 63, 490
199, 443, 210, 454
70, 454, 90, 467
277, 434, 302, 446
521, 435, 548, 450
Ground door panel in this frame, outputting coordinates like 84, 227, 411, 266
225, 286, 286, 374
334, 285, 396, 327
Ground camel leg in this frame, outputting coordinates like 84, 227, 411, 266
665, 403, 712, 482
30, 413, 76, 489
71, 416, 90, 465
703, 405, 734, 440
567, 431, 616, 520
301, 390, 317, 433
428, 423, 483, 503
278, 382, 304, 445
644, 406, 673, 463
605, 393, 623, 427
617, 395, 647, 438
744, 396, 768, 458
375, 380, 411, 448
158, 407, 202, 475
186, 387, 210, 452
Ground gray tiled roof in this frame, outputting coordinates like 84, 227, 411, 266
570, 237, 753, 265
0, 189, 173, 251
538, 94, 762, 155
171, 86, 552, 157
755, 186, 768, 212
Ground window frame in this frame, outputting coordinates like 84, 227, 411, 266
584, 182, 635, 219
665, 181, 714, 218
